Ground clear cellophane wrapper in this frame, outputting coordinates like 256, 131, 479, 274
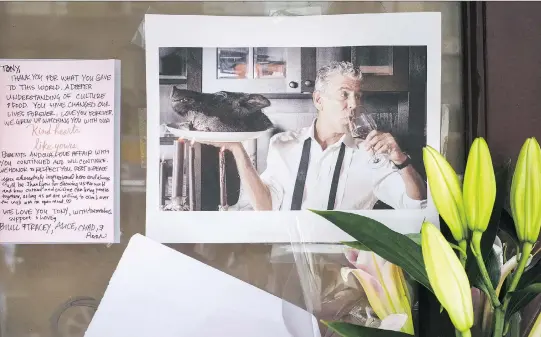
275, 216, 420, 337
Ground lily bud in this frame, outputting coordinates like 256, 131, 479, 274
423, 146, 468, 242
510, 137, 541, 243
463, 137, 496, 232
421, 221, 473, 333
529, 311, 541, 337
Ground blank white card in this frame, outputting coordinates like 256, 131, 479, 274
85, 234, 321, 337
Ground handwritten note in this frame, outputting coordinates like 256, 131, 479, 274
0, 60, 120, 243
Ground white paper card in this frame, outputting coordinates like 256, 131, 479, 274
144, 13, 442, 243
0, 59, 121, 243
84, 234, 321, 337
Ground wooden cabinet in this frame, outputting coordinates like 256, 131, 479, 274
198, 46, 419, 96
297, 46, 412, 93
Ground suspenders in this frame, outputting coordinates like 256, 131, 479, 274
327, 143, 346, 210
290, 138, 346, 210
290, 138, 312, 211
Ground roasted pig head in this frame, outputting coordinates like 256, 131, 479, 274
170, 87, 274, 132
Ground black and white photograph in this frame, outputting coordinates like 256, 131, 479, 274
158, 45, 428, 213
145, 13, 441, 243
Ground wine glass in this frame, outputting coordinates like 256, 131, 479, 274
349, 108, 389, 168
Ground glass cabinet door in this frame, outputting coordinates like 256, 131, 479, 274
216, 47, 249, 78
202, 47, 302, 94
159, 47, 188, 82
353, 46, 394, 76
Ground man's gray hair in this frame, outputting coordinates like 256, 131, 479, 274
314, 61, 363, 93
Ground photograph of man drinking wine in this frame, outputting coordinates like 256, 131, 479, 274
157, 45, 428, 212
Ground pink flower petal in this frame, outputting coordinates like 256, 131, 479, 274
341, 267, 392, 319
379, 314, 408, 332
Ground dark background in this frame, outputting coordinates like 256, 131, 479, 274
421, 3, 541, 337
485, 4, 541, 334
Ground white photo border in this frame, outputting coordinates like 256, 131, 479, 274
144, 12, 442, 243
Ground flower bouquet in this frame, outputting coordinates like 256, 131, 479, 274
307, 137, 541, 337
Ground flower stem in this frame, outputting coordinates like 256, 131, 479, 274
458, 239, 468, 267
503, 320, 510, 336
461, 329, 472, 337
492, 307, 505, 337
472, 231, 501, 308
504, 242, 533, 299
496, 242, 534, 337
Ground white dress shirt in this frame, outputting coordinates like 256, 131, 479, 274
230, 121, 427, 211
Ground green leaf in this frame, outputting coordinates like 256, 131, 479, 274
497, 228, 520, 259
310, 210, 433, 294
342, 241, 371, 251
405, 233, 422, 245
507, 312, 521, 337
498, 209, 520, 250
506, 260, 541, 319
343, 234, 422, 252
322, 321, 412, 337
509, 283, 541, 296
487, 247, 501, 289
518, 259, 541, 286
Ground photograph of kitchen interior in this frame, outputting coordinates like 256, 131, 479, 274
158, 46, 427, 212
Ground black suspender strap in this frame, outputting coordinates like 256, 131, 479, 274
290, 138, 312, 211
327, 143, 346, 210
290, 138, 346, 211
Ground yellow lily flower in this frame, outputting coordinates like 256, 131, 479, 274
421, 221, 473, 334
463, 137, 496, 233
341, 249, 414, 335
529, 311, 541, 337
423, 146, 468, 242
510, 137, 541, 244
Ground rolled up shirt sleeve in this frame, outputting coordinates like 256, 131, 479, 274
259, 135, 285, 211
260, 174, 284, 211
228, 134, 286, 211
373, 166, 427, 210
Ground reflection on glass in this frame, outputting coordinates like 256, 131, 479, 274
254, 47, 286, 78
159, 47, 188, 79
354, 46, 394, 76
217, 48, 249, 78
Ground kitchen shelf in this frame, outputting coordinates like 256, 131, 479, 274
259, 93, 312, 99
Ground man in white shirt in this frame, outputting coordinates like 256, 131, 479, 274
212, 61, 427, 211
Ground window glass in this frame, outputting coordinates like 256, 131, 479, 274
0, 2, 464, 336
